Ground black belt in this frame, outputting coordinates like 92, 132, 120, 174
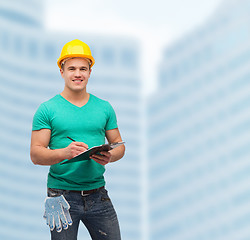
70, 186, 104, 196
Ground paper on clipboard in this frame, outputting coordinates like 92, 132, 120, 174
60, 141, 125, 165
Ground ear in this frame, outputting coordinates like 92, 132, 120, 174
60, 68, 64, 78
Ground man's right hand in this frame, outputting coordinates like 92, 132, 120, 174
30, 129, 89, 165
64, 142, 89, 159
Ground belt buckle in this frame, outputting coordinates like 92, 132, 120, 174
81, 190, 90, 197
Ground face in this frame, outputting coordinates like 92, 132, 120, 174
60, 58, 92, 93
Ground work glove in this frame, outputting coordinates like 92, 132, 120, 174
43, 195, 73, 232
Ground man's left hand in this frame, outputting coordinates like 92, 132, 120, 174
90, 151, 112, 165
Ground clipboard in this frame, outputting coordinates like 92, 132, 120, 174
60, 141, 125, 165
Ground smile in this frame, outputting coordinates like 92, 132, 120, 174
72, 80, 83, 82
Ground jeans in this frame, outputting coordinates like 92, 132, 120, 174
47, 187, 121, 240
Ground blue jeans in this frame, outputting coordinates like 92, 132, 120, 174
47, 187, 121, 240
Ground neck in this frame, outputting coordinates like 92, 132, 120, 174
60, 89, 90, 107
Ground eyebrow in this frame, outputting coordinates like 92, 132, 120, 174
67, 66, 88, 70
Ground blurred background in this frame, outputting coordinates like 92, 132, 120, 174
1, 0, 250, 239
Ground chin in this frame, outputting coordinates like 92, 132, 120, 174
73, 87, 86, 92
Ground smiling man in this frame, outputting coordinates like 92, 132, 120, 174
30, 39, 125, 240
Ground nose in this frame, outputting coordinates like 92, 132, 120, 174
74, 69, 81, 77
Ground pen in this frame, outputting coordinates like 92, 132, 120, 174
67, 136, 89, 150
67, 136, 76, 142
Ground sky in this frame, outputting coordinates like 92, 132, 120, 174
45, 0, 223, 95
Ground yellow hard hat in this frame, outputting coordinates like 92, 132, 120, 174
57, 39, 95, 69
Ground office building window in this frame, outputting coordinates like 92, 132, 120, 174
121, 48, 136, 68
0, 30, 9, 50
44, 42, 56, 61
102, 47, 115, 65
14, 35, 23, 56
28, 39, 38, 58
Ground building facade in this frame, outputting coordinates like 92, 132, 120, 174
147, 0, 250, 239
0, 0, 143, 239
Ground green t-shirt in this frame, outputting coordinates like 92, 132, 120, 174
32, 94, 118, 190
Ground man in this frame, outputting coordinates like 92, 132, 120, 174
30, 39, 125, 240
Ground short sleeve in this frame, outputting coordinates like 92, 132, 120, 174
32, 103, 52, 131
105, 103, 118, 131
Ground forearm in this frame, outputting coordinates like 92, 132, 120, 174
30, 146, 66, 166
30, 141, 89, 166
110, 145, 125, 163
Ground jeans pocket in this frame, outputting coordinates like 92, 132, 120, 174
100, 188, 111, 202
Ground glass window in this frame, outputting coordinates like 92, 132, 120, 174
14, 35, 23, 56
44, 42, 56, 61
28, 39, 38, 58
102, 47, 114, 65
121, 48, 136, 68
0, 30, 9, 50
